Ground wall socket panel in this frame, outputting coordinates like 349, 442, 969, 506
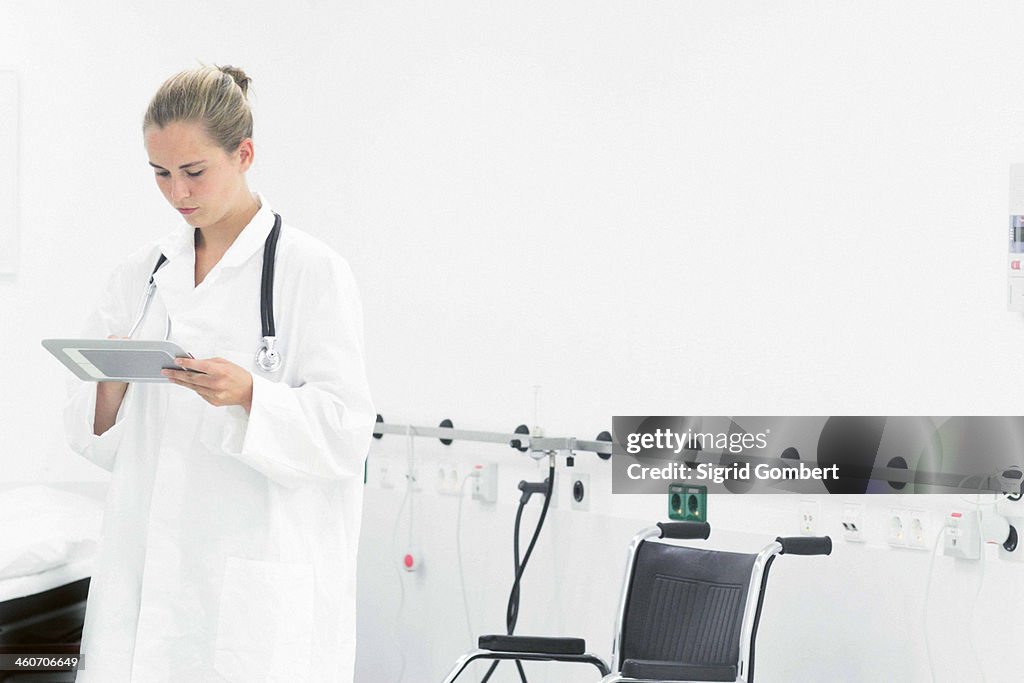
886, 508, 906, 546
906, 509, 930, 549
435, 462, 462, 496
841, 504, 866, 542
668, 485, 708, 522
799, 500, 820, 535
887, 508, 930, 550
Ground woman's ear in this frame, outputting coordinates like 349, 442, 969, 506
237, 138, 255, 172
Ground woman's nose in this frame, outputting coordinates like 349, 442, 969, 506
170, 177, 190, 201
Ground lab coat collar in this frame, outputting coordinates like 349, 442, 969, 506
217, 194, 276, 270
156, 193, 275, 269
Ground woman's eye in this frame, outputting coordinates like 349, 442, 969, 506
155, 170, 170, 178
186, 170, 204, 178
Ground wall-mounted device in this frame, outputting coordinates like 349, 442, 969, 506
943, 510, 981, 560
1009, 164, 1024, 311
981, 512, 1018, 552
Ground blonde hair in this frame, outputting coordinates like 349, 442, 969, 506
143, 65, 253, 152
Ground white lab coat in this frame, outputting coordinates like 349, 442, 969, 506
64, 196, 375, 683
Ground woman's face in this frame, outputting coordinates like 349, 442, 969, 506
144, 120, 253, 228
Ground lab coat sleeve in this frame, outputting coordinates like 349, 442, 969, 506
62, 263, 136, 472
216, 256, 376, 488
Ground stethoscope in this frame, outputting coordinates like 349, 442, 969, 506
126, 211, 284, 373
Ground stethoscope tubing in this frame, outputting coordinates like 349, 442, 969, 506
127, 211, 283, 371
261, 213, 281, 339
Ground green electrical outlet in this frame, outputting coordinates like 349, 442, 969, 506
668, 484, 707, 522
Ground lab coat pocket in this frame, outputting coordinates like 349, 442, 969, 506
213, 557, 315, 682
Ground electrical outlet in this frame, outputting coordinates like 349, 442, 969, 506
434, 463, 448, 494
435, 462, 461, 496
571, 473, 590, 511
669, 485, 708, 522
907, 509, 930, 550
799, 500, 820, 536
841, 504, 865, 542
448, 464, 461, 495
887, 508, 908, 547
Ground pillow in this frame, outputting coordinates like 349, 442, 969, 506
0, 485, 103, 580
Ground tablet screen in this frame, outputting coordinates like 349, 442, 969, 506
79, 349, 179, 379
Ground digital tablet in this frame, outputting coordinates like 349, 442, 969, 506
42, 339, 197, 383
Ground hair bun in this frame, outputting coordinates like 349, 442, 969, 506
217, 65, 251, 96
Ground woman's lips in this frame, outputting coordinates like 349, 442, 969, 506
178, 208, 197, 215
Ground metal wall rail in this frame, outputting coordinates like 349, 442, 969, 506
371, 417, 614, 460
370, 416, 1017, 493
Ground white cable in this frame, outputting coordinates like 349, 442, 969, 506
962, 487, 998, 681
923, 524, 944, 682
389, 481, 410, 683
406, 426, 416, 547
456, 473, 475, 647
928, 493, 993, 683
967, 508, 987, 683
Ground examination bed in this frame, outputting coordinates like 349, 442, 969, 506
0, 486, 102, 682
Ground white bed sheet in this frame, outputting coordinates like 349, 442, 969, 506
0, 555, 94, 603
0, 485, 102, 601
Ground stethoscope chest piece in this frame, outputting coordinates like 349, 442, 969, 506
256, 335, 283, 372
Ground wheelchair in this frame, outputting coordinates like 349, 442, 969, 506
442, 521, 831, 683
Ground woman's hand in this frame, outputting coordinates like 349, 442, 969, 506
162, 357, 254, 413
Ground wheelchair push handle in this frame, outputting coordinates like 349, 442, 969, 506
657, 521, 711, 540
775, 535, 832, 555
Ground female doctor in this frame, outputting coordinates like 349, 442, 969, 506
64, 65, 375, 683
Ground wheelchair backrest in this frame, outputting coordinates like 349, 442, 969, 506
619, 541, 757, 668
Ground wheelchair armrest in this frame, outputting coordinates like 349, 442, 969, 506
478, 634, 586, 655
621, 659, 738, 681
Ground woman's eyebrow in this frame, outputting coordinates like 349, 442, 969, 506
148, 160, 207, 170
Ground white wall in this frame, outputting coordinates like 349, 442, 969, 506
3, 1, 1024, 682
359, 442, 1024, 683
